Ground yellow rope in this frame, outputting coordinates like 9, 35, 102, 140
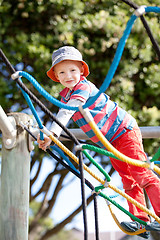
48, 134, 160, 224
88, 121, 160, 175
48, 134, 104, 184
107, 202, 147, 235
108, 183, 160, 223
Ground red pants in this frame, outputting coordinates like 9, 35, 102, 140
110, 125, 160, 222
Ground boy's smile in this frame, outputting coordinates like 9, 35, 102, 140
54, 60, 84, 89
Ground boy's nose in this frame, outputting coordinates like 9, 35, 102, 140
66, 71, 72, 79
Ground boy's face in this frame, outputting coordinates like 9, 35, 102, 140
54, 60, 84, 89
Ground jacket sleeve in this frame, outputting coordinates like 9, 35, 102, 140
50, 98, 84, 138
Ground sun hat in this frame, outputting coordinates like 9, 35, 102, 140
47, 46, 90, 82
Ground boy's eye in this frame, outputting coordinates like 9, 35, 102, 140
59, 71, 64, 74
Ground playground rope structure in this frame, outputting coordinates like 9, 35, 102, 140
1, 3, 160, 240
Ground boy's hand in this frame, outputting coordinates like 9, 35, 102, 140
37, 134, 52, 151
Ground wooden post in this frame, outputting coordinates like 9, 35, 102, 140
0, 112, 31, 240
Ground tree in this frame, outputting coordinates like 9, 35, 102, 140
0, 0, 160, 239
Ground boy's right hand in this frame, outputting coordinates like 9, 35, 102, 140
37, 133, 52, 151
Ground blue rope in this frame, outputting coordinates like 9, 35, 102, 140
18, 77, 44, 140
154, 161, 160, 164
18, 71, 69, 109
84, 14, 137, 108
145, 7, 160, 13
50, 145, 79, 173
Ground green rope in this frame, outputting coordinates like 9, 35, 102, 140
82, 144, 157, 226
82, 144, 121, 160
150, 147, 160, 162
94, 185, 147, 226
82, 150, 111, 182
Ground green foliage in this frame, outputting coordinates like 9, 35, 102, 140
29, 200, 54, 236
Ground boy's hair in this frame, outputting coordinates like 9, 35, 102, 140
47, 46, 90, 82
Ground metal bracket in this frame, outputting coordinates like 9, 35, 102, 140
2, 116, 17, 149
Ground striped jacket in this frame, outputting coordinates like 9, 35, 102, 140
60, 77, 136, 148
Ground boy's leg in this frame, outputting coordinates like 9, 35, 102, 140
110, 156, 150, 222
110, 157, 150, 238
111, 126, 160, 233
116, 127, 160, 217
129, 163, 160, 217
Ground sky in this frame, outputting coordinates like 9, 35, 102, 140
31, 155, 131, 233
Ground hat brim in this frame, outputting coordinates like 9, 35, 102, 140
47, 59, 89, 82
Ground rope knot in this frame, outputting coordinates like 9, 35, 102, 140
146, 157, 155, 170
134, 6, 146, 17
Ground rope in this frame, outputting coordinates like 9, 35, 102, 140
82, 143, 160, 170
0, 48, 16, 74
50, 145, 79, 173
22, 125, 100, 239
95, 184, 160, 224
93, 194, 100, 240
92, 186, 148, 235
82, 149, 111, 182
18, 77, 44, 140
82, 144, 120, 160
108, 182, 160, 223
150, 147, 160, 162
77, 150, 89, 240
121, 1, 160, 60
43, 132, 106, 184
107, 203, 147, 235
96, 187, 147, 226
87, 119, 160, 176
13, 80, 95, 239
94, 190, 148, 235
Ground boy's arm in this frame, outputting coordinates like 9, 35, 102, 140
50, 99, 84, 138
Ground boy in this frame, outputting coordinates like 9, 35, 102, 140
38, 46, 160, 238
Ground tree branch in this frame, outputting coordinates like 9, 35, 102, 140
29, 171, 68, 232
39, 194, 94, 240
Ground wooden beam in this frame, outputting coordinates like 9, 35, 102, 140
0, 112, 31, 240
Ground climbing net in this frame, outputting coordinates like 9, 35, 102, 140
1, 3, 160, 240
